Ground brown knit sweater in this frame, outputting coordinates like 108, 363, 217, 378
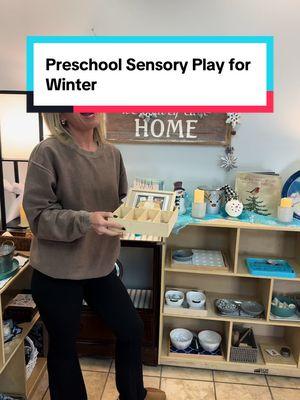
23, 135, 128, 279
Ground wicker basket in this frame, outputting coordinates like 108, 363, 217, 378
0, 231, 32, 251
230, 328, 258, 363
25, 336, 38, 380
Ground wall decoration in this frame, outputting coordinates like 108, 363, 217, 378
219, 146, 238, 171
226, 113, 241, 129
235, 173, 282, 217
282, 170, 300, 220
105, 113, 233, 145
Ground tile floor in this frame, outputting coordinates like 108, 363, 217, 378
31, 357, 300, 400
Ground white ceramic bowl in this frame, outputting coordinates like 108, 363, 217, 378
186, 291, 206, 309
198, 330, 222, 352
165, 290, 184, 307
170, 328, 193, 350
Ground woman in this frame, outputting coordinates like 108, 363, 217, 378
23, 113, 166, 400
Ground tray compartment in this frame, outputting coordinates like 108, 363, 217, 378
112, 205, 133, 219
123, 208, 148, 221
228, 323, 300, 368
167, 225, 239, 273
237, 229, 300, 279
162, 317, 229, 362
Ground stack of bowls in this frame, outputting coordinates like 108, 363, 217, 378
170, 328, 193, 350
198, 330, 222, 352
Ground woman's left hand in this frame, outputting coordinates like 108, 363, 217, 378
89, 211, 124, 236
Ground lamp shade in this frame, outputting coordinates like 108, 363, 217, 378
0, 93, 40, 159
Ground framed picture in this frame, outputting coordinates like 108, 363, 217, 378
133, 192, 171, 211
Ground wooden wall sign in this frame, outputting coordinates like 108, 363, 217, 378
105, 113, 232, 146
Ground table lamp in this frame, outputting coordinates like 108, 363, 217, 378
0, 92, 43, 229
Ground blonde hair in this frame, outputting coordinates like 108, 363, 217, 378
42, 113, 105, 144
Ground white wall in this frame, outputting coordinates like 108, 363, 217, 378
0, 0, 300, 192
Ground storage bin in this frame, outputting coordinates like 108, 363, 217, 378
230, 328, 258, 363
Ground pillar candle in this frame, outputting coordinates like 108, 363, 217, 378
194, 189, 204, 204
280, 197, 293, 208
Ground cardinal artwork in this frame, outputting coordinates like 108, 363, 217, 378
235, 173, 282, 217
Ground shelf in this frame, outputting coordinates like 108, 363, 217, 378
3, 312, 40, 369
166, 256, 300, 282
184, 219, 300, 232
0, 261, 30, 295
160, 221, 300, 377
160, 330, 300, 375
237, 255, 300, 281
165, 247, 234, 275
160, 328, 226, 367
165, 266, 234, 276
163, 292, 270, 325
122, 233, 162, 242
268, 318, 300, 328
26, 357, 47, 398
166, 253, 232, 276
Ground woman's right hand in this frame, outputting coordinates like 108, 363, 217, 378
89, 211, 125, 237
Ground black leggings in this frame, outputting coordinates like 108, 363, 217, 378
31, 268, 147, 400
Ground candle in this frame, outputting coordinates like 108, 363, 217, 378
194, 189, 204, 204
280, 197, 293, 208
20, 205, 29, 227
278, 197, 294, 224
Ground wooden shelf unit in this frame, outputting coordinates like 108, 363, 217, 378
0, 261, 47, 399
158, 220, 300, 377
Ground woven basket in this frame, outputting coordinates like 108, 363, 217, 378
230, 328, 258, 363
0, 231, 32, 251
25, 336, 38, 380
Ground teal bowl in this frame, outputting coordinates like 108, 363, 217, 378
271, 296, 296, 318
0, 240, 15, 274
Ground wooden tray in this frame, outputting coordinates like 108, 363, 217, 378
164, 287, 208, 317
110, 189, 178, 237
171, 249, 229, 272
168, 338, 224, 361
164, 304, 208, 317
260, 343, 297, 367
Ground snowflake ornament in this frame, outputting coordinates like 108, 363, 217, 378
138, 113, 157, 122
226, 113, 241, 129
219, 146, 238, 172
